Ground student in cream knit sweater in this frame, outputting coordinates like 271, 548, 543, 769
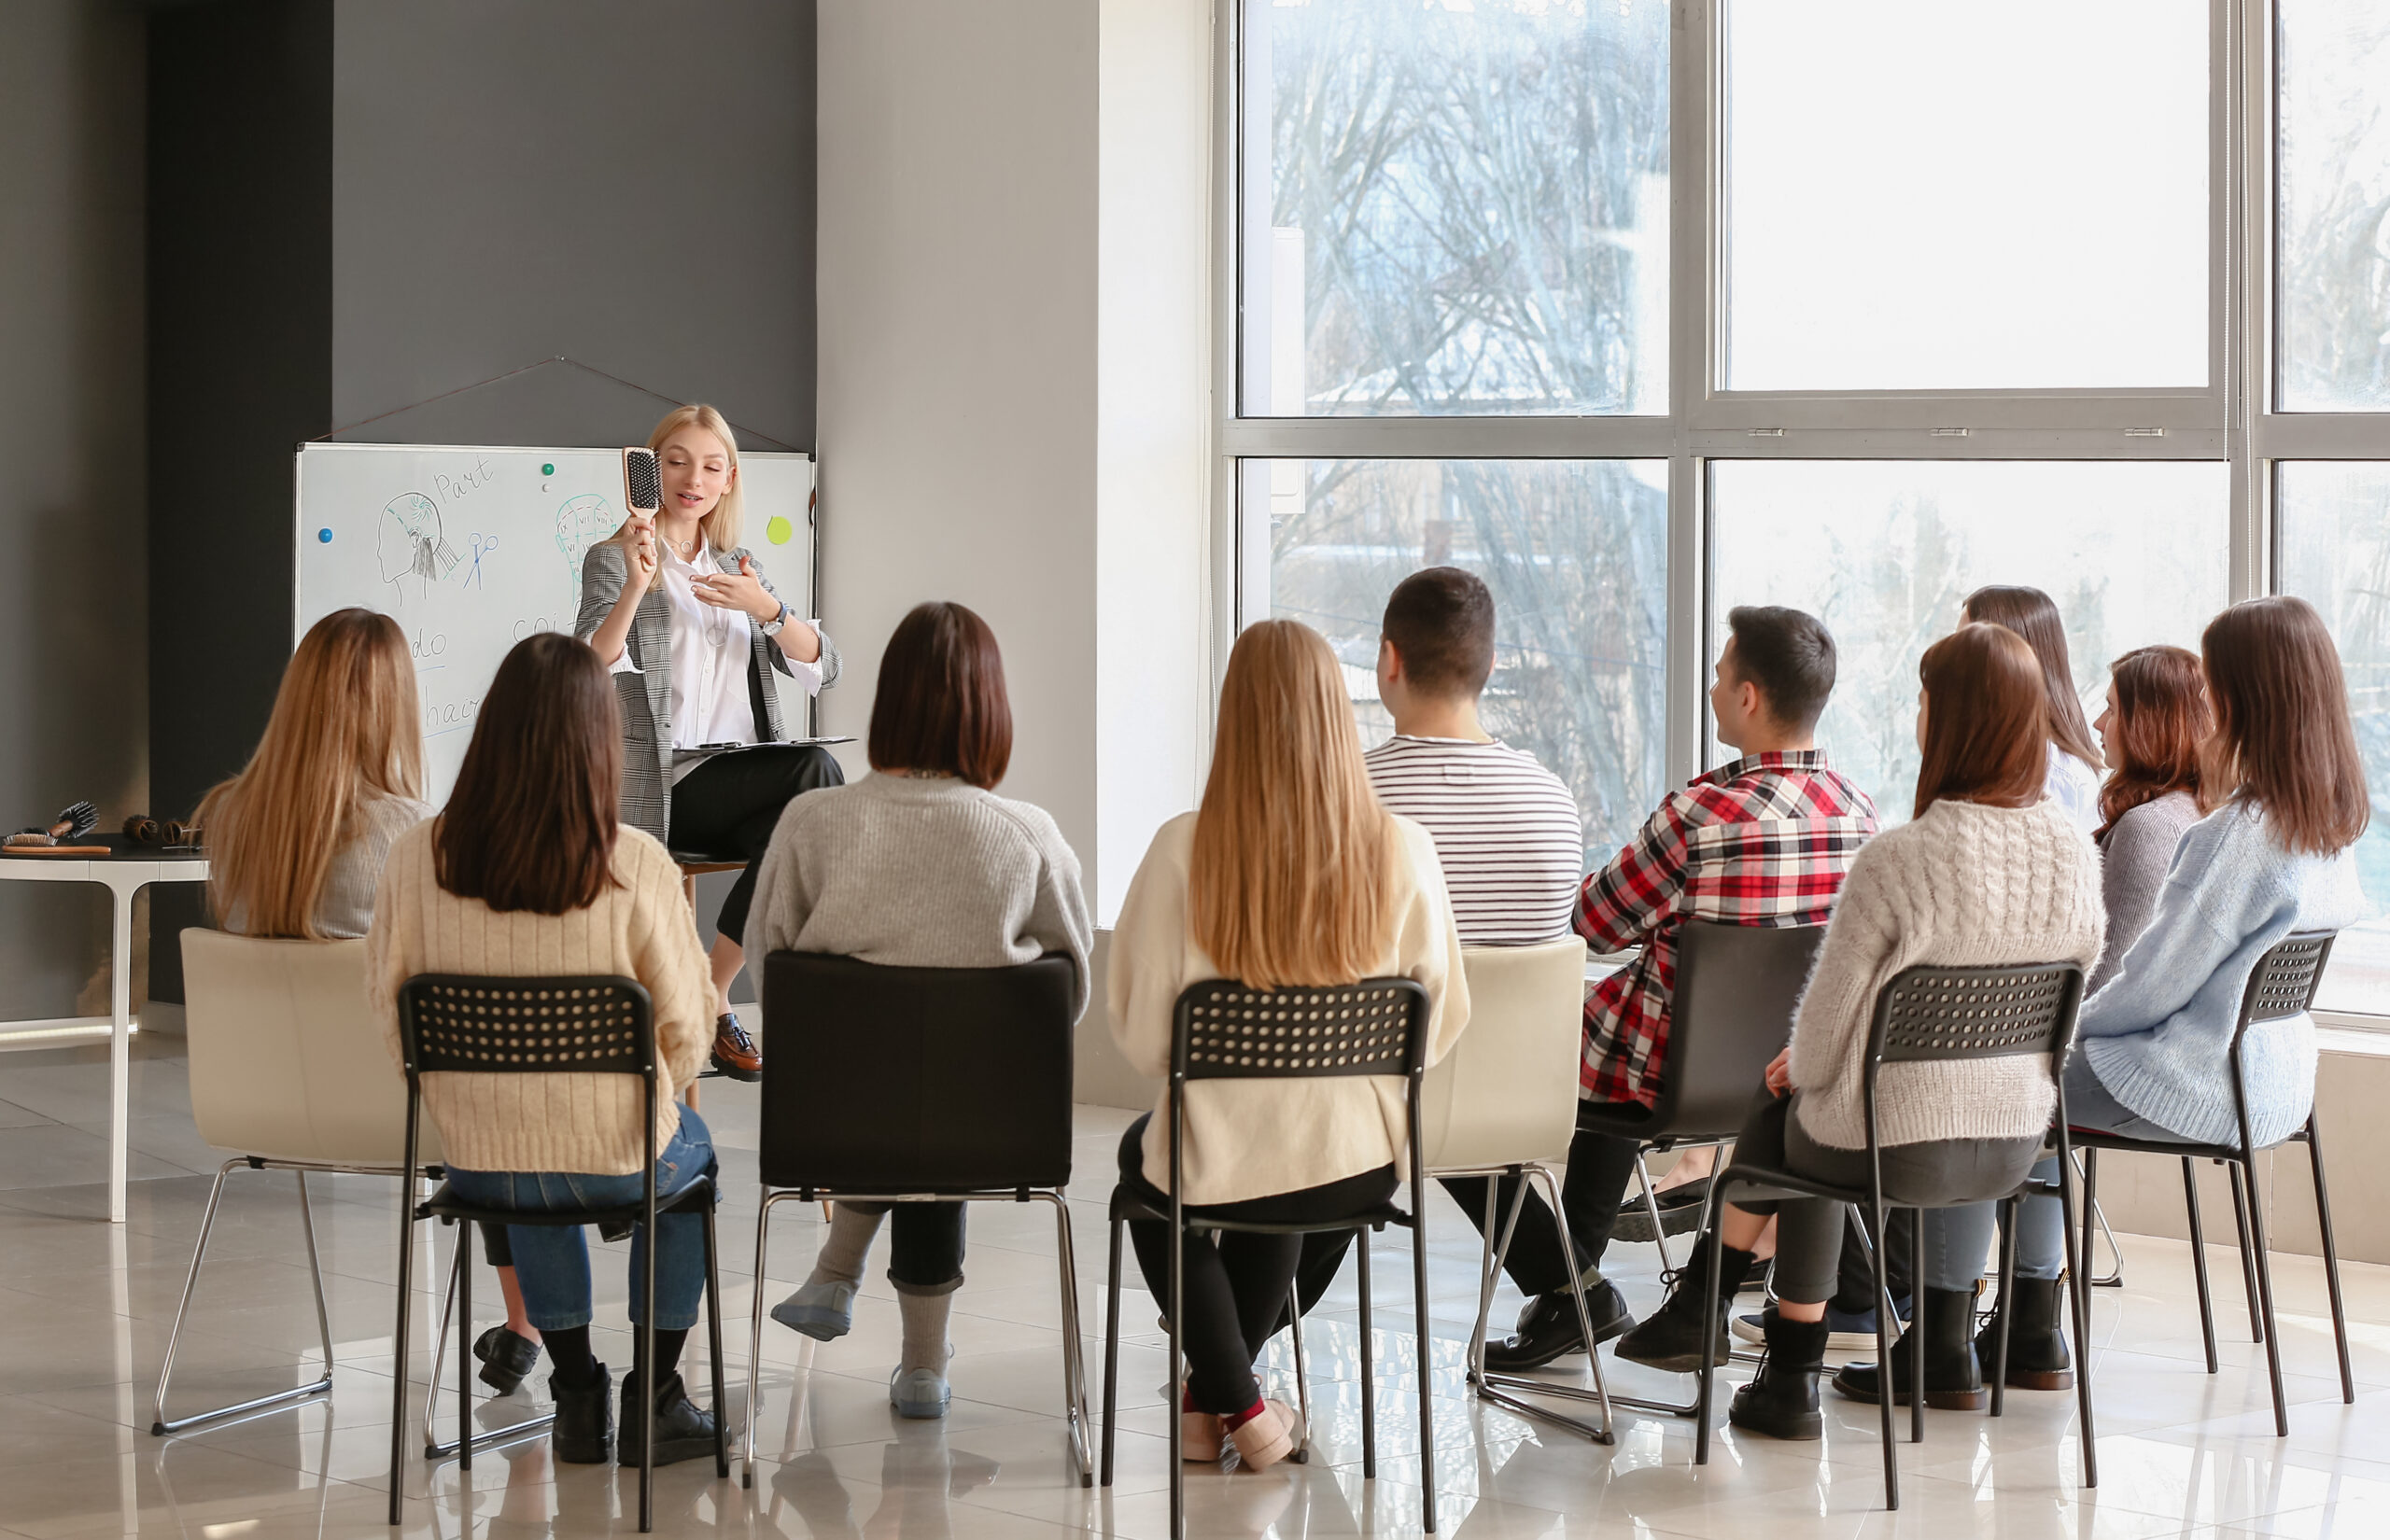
747, 602, 1091, 1421
368, 636, 721, 1471
1617, 623, 2103, 1442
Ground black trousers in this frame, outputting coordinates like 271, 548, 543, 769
837, 1201, 969, 1294
1432, 1105, 1650, 1300
668, 745, 845, 946
1118, 1116, 1397, 1415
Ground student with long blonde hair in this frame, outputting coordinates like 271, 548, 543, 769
198, 607, 429, 940
1107, 619, 1469, 1472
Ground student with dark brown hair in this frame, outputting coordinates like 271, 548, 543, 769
1615, 623, 2104, 1442
2088, 644, 2212, 991
1963, 584, 2106, 833
367, 633, 721, 1470
746, 601, 1091, 1421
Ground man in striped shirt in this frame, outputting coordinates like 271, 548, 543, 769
1477, 606, 1877, 1372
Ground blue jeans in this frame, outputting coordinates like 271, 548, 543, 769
444, 1108, 717, 1331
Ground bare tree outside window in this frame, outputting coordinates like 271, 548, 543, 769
2277, 1, 2390, 412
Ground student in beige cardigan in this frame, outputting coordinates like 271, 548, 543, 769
1614, 623, 2103, 1442
1109, 620, 1469, 1473
368, 635, 718, 1471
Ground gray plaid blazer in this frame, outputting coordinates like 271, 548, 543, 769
574, 539, 843, 845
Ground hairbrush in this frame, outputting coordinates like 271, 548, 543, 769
623, 447, 661, 516
123, 816, 198, 848
48, 803, 97, 841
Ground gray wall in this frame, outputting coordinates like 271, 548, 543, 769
2, 2, 148, 1019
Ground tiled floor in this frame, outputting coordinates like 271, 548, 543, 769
2, 1036, 2386, 1537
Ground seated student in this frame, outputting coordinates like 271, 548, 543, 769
1475, 606, 1877, 1373
2087, 644, 2211, 993
1962, 585, 2106, 834
368, 634, 720, 1469
1108, 618, 1468, 1472
1618, 623, 2104, 1440
1923, 596, 2368, 1402
749, 601, 1092, 1420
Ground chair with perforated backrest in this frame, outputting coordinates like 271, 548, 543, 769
1098, 976, 1440, 1540
1414, 937, 1615, 1445
742, 950, 1086, 1489
157, 931, 474, 1439
384, 974, 727, 1534
2071, 931, 2353, 1437
1692, 960, 2095, 1511
1572, 918, 1826, 1417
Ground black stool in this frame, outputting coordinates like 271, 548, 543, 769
1100, 977, 1441, 1538
385, 974, 729, 1533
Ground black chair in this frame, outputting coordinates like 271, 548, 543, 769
1099, 977, 1440, 1539
743, 951, 1088, 1488
1694, 960, 2096, 1510
2072, 930, 2354, 1435
386, 975, 729, 1533
1565, 919, 1826, 1420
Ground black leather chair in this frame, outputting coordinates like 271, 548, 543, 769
1561, 919, 1825, 1418
744, 950, 1087, 1487
1694, 960, 2095, 1510
1099, 977, 1440, 1538
387, 974, 728, 1533
2072, 930, 2354, 1435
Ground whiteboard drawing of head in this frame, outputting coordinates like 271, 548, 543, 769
376, 491, 457, 602
555, 494, 617, 587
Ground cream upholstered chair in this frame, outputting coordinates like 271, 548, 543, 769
1419, 936, 1615, 1443
156, 930, 515, 1450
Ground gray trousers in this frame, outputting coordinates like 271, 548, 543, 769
1724, 1088, 2044, 1304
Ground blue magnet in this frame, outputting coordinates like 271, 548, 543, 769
317, 527, 333, 543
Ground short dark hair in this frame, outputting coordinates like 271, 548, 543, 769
437, 633, 622, 915
1381, 567, 1496, 698
1915, 623, 2049, 819
868, 601, 1013, 788
1724, 605, 1837, 731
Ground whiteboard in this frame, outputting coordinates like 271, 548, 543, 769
295, 442, 816, 800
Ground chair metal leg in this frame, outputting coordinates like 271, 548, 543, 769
2073, 1150, 2125, 1288
1100, 1213, 1122, 1489
1464, 1178, 1508, 1393
388, 1196, 417, 1527
1286, 1282, 1312, 1463
1990, 1197, 2019, 1418
1865, 1196, 1900, 1507
1167, 1214, 1185, 1540
1635, 1148, 1679, 1281
1467, 1164, 1617, 1443
2301, 1119, 2355, 1404
1693, 1194, 1727, 1469
1908, 1210, 1926, 1444
1357, 1226, 1376, 1481
457, 1223, 473, 1473
2182, 1157, 2219, 1374
2228, 1163, 2266, 1345
743, 1189, 783, 1488
2053, 1140, 2100, 1488
152, 1161, 337, 1436
2237, 1154, 2290, 1436
704, 1201, 729, 1479
421, 1228, 556, 1461
1411, 1213, 1438, 1535
1038, 1192, 1092, 1485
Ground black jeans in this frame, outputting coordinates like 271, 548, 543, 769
837, 1202, 968, 1295
668, 745, 845, 945
1118, 1115, 1397, 1415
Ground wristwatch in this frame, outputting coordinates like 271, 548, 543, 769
759, 601, 791, 637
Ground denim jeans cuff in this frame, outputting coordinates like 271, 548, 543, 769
527, 1309, 595, 1332
890, 1271, 965, 1298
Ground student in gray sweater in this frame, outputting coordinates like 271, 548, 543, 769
745, 601, 1091, 1421
2087, 645, 2213, 992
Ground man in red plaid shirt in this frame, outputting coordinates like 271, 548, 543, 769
1468, 607, 1877, 1371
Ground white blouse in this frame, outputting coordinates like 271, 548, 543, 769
2044, 743, 2103, 836
611, 542, 825, 784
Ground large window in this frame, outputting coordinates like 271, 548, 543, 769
1225, 2, 2390, 1017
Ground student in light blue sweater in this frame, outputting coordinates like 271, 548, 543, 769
1952, 595, 2369, 1399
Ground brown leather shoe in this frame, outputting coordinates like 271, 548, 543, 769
710, 1011, 761, 1082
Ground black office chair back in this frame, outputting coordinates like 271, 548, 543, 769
1870, 963, 2083, 1066
2238, 931, 2336, 1034
758, 951, 1078, 1193
1651, 920, 1827, 1134
1174, 978, 1428, 1083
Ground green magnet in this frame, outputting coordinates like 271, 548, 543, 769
541, 463, 555, 475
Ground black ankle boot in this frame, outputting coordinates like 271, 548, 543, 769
1728, 1308, 1829, 1440
549, 1362, 613, 1463
1831, 1285, 1987, 1410
1614, 1240, 1755, 1373
616, 1368, 721, 1467
1975, 1276, 2074, 1390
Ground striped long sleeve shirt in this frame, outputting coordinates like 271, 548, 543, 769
1363, 735, 1584, 946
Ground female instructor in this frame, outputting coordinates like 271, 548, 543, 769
576, 403, 843, 1082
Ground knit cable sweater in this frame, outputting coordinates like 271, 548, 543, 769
367, 820, 713, 1175
2077, 800, 2366, 1147
1787, 797, 2106, 1151
743, 772, 1094, 1020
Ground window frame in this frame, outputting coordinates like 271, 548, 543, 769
1216, 0, 2390, 1022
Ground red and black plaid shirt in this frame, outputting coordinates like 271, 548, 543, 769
1577, 751, 1877, 1107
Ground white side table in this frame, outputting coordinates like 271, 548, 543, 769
0, 840, 210, 1223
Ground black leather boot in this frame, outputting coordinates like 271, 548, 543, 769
1613, 1239, 1755, 1373
1975, 1276, 2074, 1390
617, 1368, 722, 1467
1831, 1285, 1988, 1410
474, 1324, 541, 1395
549, 1362, 614, 1464
1727, 1308, 1829, 1440
1483, 1281, 1636, 1371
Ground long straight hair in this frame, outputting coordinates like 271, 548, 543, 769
2199, 596, 2369, 856
1963, 584, 2104, 772
436, 634, 623, 914
1914, 623, 2050, 820
198, 609, 423, 939
648, 403, 744, 551
2095, 645, 2210, 841
1189, 620, 1399, 990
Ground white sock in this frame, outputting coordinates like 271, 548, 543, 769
897, 1290, 953, 1375
808, 1204, 885, 1287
